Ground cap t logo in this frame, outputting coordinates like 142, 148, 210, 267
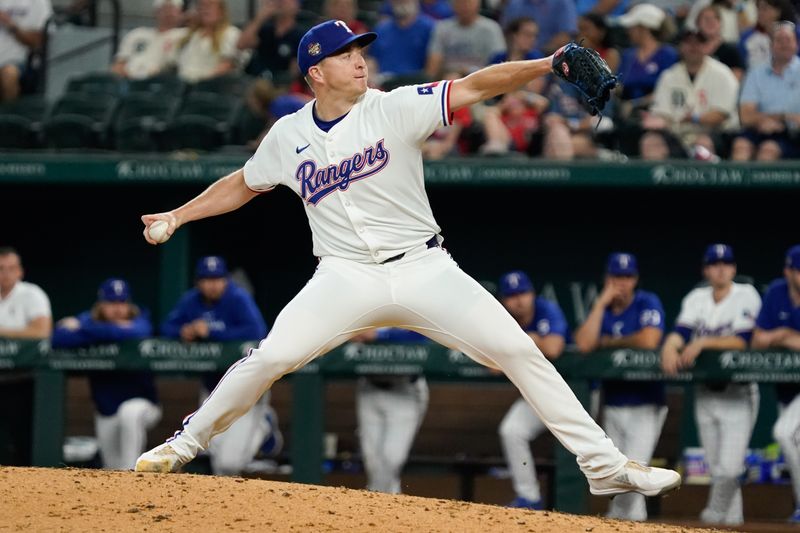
308, 42, 322, 56
112, 280, 125, 295
508, 273, 520, 288
206, 257, 218, 271
334, 20, 354, 34
715, 244, 725, 258
619, 255, 629, 268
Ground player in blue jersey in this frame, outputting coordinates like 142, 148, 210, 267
350, 327, 429, 493
752, 244, 800, 524
496, 270, 568, 510
574, 253, 665, 521
52, 278, 161, 470
161, 256, 281, 475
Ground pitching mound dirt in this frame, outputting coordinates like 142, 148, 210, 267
0, 467, 720, 532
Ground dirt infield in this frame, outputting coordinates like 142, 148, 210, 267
0, 466, 722, 532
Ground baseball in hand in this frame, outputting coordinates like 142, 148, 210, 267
148, 220, 171, 244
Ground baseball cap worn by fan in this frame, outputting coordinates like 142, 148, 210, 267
607, 253, 638, 276
499, 270, 534, 297
98, 278, 132, 302
298, 20, 377, 75
196, 256, 228, 278
616, 3, 666, 30
703, 243, 735, 265
785, 245, 800, 270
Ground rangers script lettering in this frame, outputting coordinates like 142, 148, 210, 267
296, 139, 390, 205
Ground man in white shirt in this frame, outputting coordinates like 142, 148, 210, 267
661, 243, 761, 526
0, 0, 52, 102
646, 29, 739, 155
133, 21, 681, 503
111, 0, 185, 80
0, 247, 51, 339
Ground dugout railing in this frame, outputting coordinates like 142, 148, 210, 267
3, 338, 799, 514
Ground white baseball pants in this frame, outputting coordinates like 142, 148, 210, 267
603, 404, 668, 521
356, 376, 429, 493
202, 388, 273, 476
169, 246, 627, 478
773, 394, 800, 506
499, 397, 547, 502
95, 398, 162, 470
695, 383, 759, 525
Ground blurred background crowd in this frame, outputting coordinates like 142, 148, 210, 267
0, 0, 799, 160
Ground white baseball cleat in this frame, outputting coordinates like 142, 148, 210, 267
134, 442, 188, 473
588, 460, 682, 497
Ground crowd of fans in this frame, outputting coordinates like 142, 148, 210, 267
0, 0, 799, 158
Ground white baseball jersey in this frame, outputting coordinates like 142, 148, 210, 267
675, 282, 761, 340
0, 280, 51, 330
650, 56, 740, 134
0, 0, 52, 66
244, 82, 454, 263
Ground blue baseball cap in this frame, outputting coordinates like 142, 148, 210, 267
196, 256, 228, 278
606, 253, 638, 276
703, 243, 735, 265
98, 278, 131, 302
785, 245, 800, 270
297, 20, 377, 75
499, 270, 534, 297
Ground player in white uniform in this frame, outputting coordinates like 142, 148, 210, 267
133, 20, 681, 500
661, 244, 761, 526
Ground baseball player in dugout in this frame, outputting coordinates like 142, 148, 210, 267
161, 256, 282, 476
350, 328, 429, 494
52, 279, 162, 470
496, 270, 568, 510
661, 244, 762, 526
752, 245, 800, 524
134, 19, 681, 501
573, 253, 667, 522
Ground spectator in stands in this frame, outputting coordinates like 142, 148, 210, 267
111, 0, 185, 80
732, 20, 800, 160
661, 244, 762, 526
488, 17, 543, 64
574, 253, 666, 522
479, 89, 548, 156
369, 0, 435, 78
615, 4, 678, 122
575, 0, 629, 17
739, 0, 797, 68
323, 0, 369, 34
644, 29, 740, 159
694, 5, 746, 79
545, 78, 617, 159
496, 270, 568, 510
0, 247, 51, 339
239, 0, 304, 82
52, 278, 161, 470
380, 0, 454, 20
161, 256, 282, 476
578, 13, 620, 73
350, 328, 429, 494
173, 0, 243, 83
752, 245, 800, 524
638, 129, 686, 159
425, 0, 506, 77
243, 78, 308, 147
0, 0, 52, 102
686, 0, 758, 45
500, 0, 576, 54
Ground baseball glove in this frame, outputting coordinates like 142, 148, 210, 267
552, 42, 618, 117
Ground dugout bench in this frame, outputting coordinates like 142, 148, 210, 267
2, 338, 798, 514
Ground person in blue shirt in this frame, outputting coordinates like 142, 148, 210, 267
488, 17, 544, 65
350, 327, 429, 493
52, 278, 161, 470
161, 256, 279, 476
496, 270, 568, 510
752, 244, 800, 524
574, 253, 665, 521
369, 0, 436, 77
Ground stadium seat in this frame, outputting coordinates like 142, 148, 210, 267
42, 93, 118, 149
0, 95, 48, 148
160, 92, 239, 151
190, 73, 250, 97
127, 73, 186, 98
65, 72, 127, 97
114, 94, 179, 152
232, 105, 267, 146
